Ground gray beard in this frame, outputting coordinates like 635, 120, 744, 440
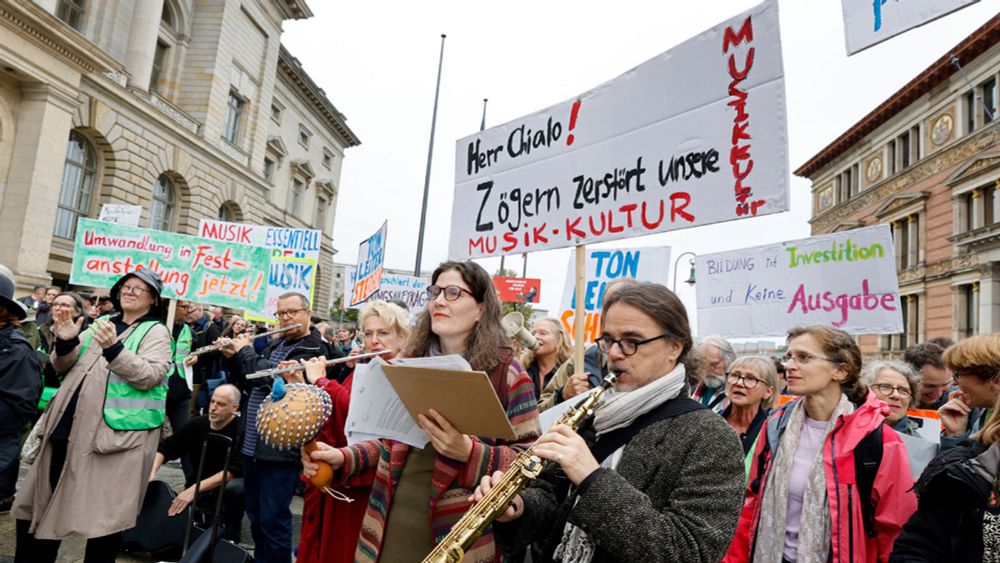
703, 374, 726, 389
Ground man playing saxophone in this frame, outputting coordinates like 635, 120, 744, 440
473, 283, 746, 563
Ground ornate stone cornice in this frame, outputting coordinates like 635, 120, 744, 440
277, 45, 361, 148
274, 0, 313, 20
811, 126, 1000, 232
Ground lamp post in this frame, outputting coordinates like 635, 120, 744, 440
672, 251, 697, 292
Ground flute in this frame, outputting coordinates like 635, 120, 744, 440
187, 323, 302, 358
245, 349, 393, 380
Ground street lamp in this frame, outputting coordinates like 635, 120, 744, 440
672, 251, 697, 292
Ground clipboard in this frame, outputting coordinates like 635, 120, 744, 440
381, 365, 518, 441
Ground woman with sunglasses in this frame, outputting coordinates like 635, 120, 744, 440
723, 356, 779, 455
862, 361, 921, 436
725, 325, 916, 563
302, 260, 540, 563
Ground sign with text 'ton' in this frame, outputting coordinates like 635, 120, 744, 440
493, 277, 541, 304
558, 246, 671, 345
695, 224, 903, 338
351, 221, 388, 306
70, 218, 271, 310
449, 0, 787, 259
842, 0, 979, 55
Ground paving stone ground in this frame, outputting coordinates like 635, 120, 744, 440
0, 463, 304, 562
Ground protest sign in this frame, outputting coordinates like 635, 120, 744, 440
245, 256, 316, 323
449, 1, 787, 260
344, 266, 429, 312
696, 225, 903, 337
351, 221, 388, 306
70, 218, 270, 310
843, 0, 979, 55
98, 204, 142, 227
493, 277, 541, 303
198, 220, 322, 321
558, 247, 671, 344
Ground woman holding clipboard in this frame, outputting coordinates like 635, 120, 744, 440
302, 260, 541, 563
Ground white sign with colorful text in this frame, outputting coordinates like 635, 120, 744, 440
344, 266, 429, 314
558, 247, 671, 345
449, 1, 787, 259
842, 0, 979, 55
696, 225, 903, 337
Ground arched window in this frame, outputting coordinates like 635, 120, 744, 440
53, 131, 96, 239
150, 174, 175, 231
218, 203, 233, 222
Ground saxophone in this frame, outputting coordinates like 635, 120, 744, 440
421, 373, 618, 563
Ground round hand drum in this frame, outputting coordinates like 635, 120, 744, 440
256, 383, 332, 450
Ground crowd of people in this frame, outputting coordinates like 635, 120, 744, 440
2, 260, 1000, 562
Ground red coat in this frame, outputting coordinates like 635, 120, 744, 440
296, 371, 373, 563
724, 392, 917, 563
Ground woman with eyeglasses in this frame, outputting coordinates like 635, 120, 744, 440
862, 361, 922, 437
724, 325, 916, 563
35, 292, 91, 414
302, 260, 540, 563
889, 334, 1000, 563
722, 356, 779, 454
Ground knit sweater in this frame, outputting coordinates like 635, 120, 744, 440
334, 356, 541, 563
495, 408, 745, 563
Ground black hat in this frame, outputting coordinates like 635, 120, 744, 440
0, 274, 26, 320
110, 269, 164, 312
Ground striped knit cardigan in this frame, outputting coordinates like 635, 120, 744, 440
336, 353, 541, 563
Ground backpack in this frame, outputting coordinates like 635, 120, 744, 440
749, 403, 883, 538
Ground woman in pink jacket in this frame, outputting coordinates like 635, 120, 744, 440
725, 326, 917, 563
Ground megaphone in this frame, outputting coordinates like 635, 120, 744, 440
502, 311, 538, 350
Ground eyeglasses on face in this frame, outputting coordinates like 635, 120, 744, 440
727, 372, 765, 389
780, 351, 837, 366
871, 383, 912, 399
120, 284, 150, 296
426, 285, 474, 302
595, 333, 670, 357
275, 308, 306, 319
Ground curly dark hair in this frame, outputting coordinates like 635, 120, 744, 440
903, 342, 946, 371
404, 261, 507, 372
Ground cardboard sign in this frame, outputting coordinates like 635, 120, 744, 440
696, 224, 903, 337
70, 218, 270, 310
558, 247, 671, 344
351, 221, 388, 306
449, 1, 787, 259
245, 256, 316, 323
98, 204, 142, 227
198, 220, 321, 321
843, 0, 979, 55
344, 266, 429, 312
493, 277, 541, 303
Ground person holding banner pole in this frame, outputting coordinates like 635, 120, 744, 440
13, 269, 172, 563
301, 260, 540, 563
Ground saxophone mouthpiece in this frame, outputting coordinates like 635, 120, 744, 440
601, 372, 618, 389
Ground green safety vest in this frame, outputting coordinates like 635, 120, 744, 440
80, 316, 167, 431
169, 324, 193, 381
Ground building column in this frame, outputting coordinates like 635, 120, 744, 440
123, 0, 165, 92
893, 220, 904, 270
0, 84, 76, 288
905, 295, 918, 347
907, 215, 918, 267
972, 188, 984, 230
994, 180, 1000, 225
981, 268, 1000, 333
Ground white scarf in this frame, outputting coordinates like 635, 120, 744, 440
554, 363, 688, 562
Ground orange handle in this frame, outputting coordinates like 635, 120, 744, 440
304, 441, 333, 490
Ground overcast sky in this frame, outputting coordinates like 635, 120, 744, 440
283, 0, 998, 335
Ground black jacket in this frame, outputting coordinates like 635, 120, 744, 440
0, 325, 42, 433
890, 441, 992, 563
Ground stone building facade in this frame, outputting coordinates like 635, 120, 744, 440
797, 13, 1000, 355
0, 0, 359, 311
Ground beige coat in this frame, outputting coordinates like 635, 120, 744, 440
12, 321, 171, 539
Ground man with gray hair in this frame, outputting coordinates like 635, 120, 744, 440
692, 335, 736, 414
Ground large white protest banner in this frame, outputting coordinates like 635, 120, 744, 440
558, 247, 671, 344
351, 221, 388, 306
449, 1, 787, 260
843, 0, 979, 55
343, 266, 429, 313
696, 225, 903, 337
198, 220, 321, 321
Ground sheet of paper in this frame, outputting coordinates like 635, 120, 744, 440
538, 393, 591, 430
344, 357, 429, 448
899, 433, 939, 480
183, 364, 194, 391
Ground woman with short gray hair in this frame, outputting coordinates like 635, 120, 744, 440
861, 360, 921, 436
722, 356, 779, 454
